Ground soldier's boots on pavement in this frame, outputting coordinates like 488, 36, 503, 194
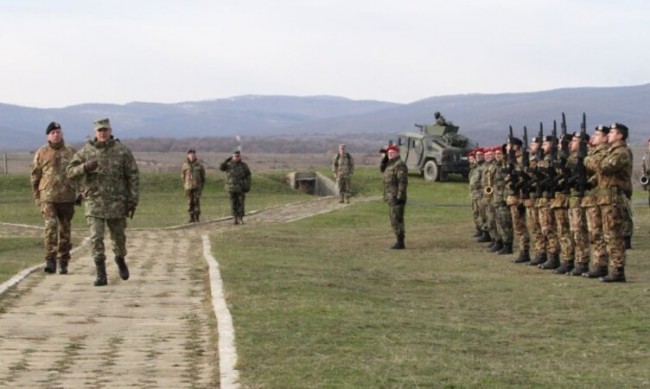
568, 262, 589, 276
476, 231, 491, 243
115, 257, 130, 280
59, 259, 69, 275
538, 253, 560, 270
44, 259, 57, 274
497, 241, 513, 255
390, 236, 405, 250
529, 252, 547, 266
512, 249, 531, 263
553, 259, 574, 275
94, 259, 107, 287
600, 267, 626, 283
582, 265, 608, 279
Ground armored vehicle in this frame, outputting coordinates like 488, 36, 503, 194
396, 120, 476, 181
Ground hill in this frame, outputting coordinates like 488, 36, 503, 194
1, 84, 650, 151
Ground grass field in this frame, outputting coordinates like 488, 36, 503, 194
2, 168, 650, 387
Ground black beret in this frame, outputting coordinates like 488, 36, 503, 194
542, 135, 554, 142
46, 121, 61, 134
594, 125, 610, 134
509, 137, 523, 146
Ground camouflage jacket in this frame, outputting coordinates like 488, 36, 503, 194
332, 152, 354, 177
182, 159, 206, 191
219, 159, 251, 193
31, 141, 78, 203
598, 140, 633, 198
581, 144, 608, 207
468, 163, 482, 200
479, 160, 494, 199
383, 157, 408, 205
66, 137, 140, 218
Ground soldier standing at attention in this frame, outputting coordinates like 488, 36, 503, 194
380, 144, 408, 249
598, 122, 633, 282
534, 136, 560, 269
332, 144, 354, 203
66, 118, 139, 286
506, 138, 531, 263
182, 149, 206, 223
468, 150, 483, 238
565, 132, 591, 276
31, 122, 79, 275
220, 150, 251, 225
523, 137, 545, 265
492, 146, 513, 255
643, 138, 650, 206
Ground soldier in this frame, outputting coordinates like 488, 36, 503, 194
522, 137, 545, 264
434, 111, 447, 126
481, 147, 500, 251
468, 150, 483, 238
492, 146, 514, 254
550, 134, 577, 274
332, 144, 354, 203
643, 138, 650, 206
565, 132, 591, 276
534, 136, 560, 269
598, 122, 633, 282
582, 125, 610, 278
380, 144, 408, 249
31, 122, 80, 275
67, 118, 139, 286
219, 150, 251, 225
506, 137, 531, 263
182, 149, 206, 223
474, 148, 491, 243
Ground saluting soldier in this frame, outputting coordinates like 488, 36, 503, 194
597, 122, 633, 282
220, 150, 252, 225
381, 144, 408, 249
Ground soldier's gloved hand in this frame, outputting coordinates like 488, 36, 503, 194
84, 160, 99, 172
74, 194, 83, 206
126, 202, 137, 219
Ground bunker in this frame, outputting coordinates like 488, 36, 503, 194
287, 172, 338, 196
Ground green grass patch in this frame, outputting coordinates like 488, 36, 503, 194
213, 176, 650, 388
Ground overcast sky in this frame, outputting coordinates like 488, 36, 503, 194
1, 0, 649, 108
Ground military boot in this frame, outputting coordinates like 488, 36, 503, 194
486, 238, 497, 251
497, 241, 513, 255
512, 250, 531, 263
582, 265, 608, 279
59, 259, 69, 275
339, 194, 345, 204
568, 262, 589, 276
115, 257, 130, 281
195, 213, 200, 223
94, 258, 107, 287
624, 236, 632, 250
529, 252, 547, 266
44, 258, 56, 274
188, 213, 195, 223
476, 231, 491, 243
600, 267, 626, 283
473, 229, 482, 238
490, 240, 503, 253
538, 253, 560, 270
553, 260, 574, 275
390, 236, 405, 250
345, 195, 350, 204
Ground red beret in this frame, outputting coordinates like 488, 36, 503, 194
386, 144, 399, 152
475, 148, 484, 154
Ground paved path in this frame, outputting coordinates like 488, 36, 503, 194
0, 196, 359, 388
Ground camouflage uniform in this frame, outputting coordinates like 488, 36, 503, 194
474, 156, 490, 242
507, 151, 531, 261
533, 152, 559, 266
492, 155, 513, 253
582, 143, 609, 276
31, 140, 78, 272
332, 150, 354, 203
481, 158, 498, 245
597, 139, 633, 280
67, 137, 139, 268
468, 160, 483, 235
382, 154, 408, 247
550, 186, 573, 269
182, 158, 206, 222
524, 155, 544, 262
220, 154, 251, 224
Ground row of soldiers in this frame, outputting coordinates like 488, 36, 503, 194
468, 119, 639, 283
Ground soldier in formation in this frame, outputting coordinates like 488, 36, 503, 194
220, 150, 252, 225
469, 121, 635, 283
332, 144, 355, 203
182, 149, 206, 223
67, 118, 140, 286
31, 121, 80, 275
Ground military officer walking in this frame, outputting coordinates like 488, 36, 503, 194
220, 150, 251, 225
332, 144, 354, 203
182, 149, 206, 223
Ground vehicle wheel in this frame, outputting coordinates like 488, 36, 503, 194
423, 160, 440, 181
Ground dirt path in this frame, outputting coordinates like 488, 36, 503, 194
0, 196, 361, 388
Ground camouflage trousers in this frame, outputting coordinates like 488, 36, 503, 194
509, 203, 529, 251
600, 202, 626, 269
185, 189, 201, 217
568, 205, 589, 264
538, 204, 559, 255
483, 200, 497, 239
622, 196, 634, 238
477, 197, 488, 232
87, 216, 128, 261
525, 203, 545, 255
389, 203, 405, 238
337, 176, 352, 199
553, 208, 573, 260
41, 202, 75, 262
471, 198, 482, 231
584, 205, 608, 267
495, 202, 513, 243
229, 191, 246, 219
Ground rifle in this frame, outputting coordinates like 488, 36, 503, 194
546, 120, 558, 198
557, 113, 571, 194
574, 112, 589, 197
533, 122, 545, 198
519, 126, 531, 199
506, 125, 519, 190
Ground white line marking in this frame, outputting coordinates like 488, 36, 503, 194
202, 234, 240, 388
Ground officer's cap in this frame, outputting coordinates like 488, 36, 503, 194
594, 124, 610, 134
93, 118, 111, 131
